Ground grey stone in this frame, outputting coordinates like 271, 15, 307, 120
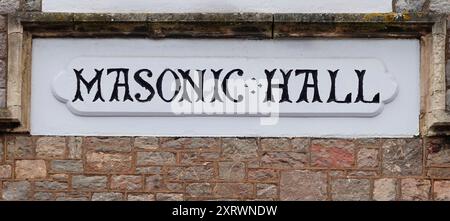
136, 152, 176, 166
127, 194, 155, 201
0, 0, 20, 14
68, 137, 83, 159
0, 88, 6, 109
186, 183, 213, 197
91, 192, 124, 201
2, 181, 31, 200
0, 33, 7, 58
222, 138, 258, 161
382, 139, 423, 176
156, 193, 184, 201
24, 0, 41, 11
34, 192, 53, 201
331, 179, 371, 201
0, 60, 5, 88
394, 0, 426, 12
51, 160, 83, 173
35, 181, 68, 191
72, 175, 107, 190
280, 170, 327, 201
430, 0, 450, 13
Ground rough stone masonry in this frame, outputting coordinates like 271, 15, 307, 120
0, 0, 449, 201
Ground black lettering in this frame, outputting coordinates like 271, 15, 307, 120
355, 70, 380, 103
264, 69, 292, 103
296, 69, 322, 103
157, 68, 181, 102
327, 70, 352, 103
72, 68, 105, 102
178, 69, 205, 102
222, 69, 244, 103
134, 69, 155, 102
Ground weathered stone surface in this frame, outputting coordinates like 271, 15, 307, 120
382, 139, 423, 176
50, 160, 83, 173
0, 88, 5, 108
84, 137, 132, 152
159, 138, 188, 149
51, 173, 69, 181
187, 138, 220, 150
331, 179, 370, 201
433, 180, 450, 200
144, 174, 165, 191
68, 137, 82, 159
24, 0, 41, 11
55, 192, 89, 201
134, 137, 159, 150
136, 166, 162, 174
261, 138, 291, 151
6, 136, 34, 159
35, 181, 68, 191
394, 0, 426, 12
401, 178, 431, 201
0, 15, 6, 31
222, 138, 258, 161
280, 170, 327, 201
127, 194, 155, 201
429, 0, 450, 13
111, 175, 142, 191
261, 152, 308, 168
186, 183, 213, 197
427, 138, 450, 166
180, 152, 221, 164
218, 162, 245, 181
0, 138, 4, 162
214, 183, 253, 198
15, 160, 47, 179
34, 192, 53, 201
166, 182, 183, 192
347, 170, 378, 177
2, 181, 31, 200
357, 139, 382, 149
72, 175, 107, 190
0, 60, 6, 88
248, 168, 278, 181
156, 193, 184, 201
136, 152, 176, 166
257, 184, 278, 198
167, 166, 215, 181
311, 139, 355, 168
0, 164, 12, 178
373, 178, 397, 201
357, 148, 379, 168
86, 152, 132, 173
36, 137, 66, 158
292, 138, 310, 152
92, 192, 124, 201
0, 0, 19, 14
0, 33, 6, 58
427, 167, 450, 177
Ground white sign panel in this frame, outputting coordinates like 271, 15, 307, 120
31, 39, 420, 137
42, 0, 392, 13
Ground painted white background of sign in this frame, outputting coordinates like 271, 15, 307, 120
31, 39, 419, 137
42, 0, 392, 13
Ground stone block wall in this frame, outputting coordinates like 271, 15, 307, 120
0, 136, 449, 201
0, 0, 448, 201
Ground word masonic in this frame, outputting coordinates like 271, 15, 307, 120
71, 68, 380, 104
